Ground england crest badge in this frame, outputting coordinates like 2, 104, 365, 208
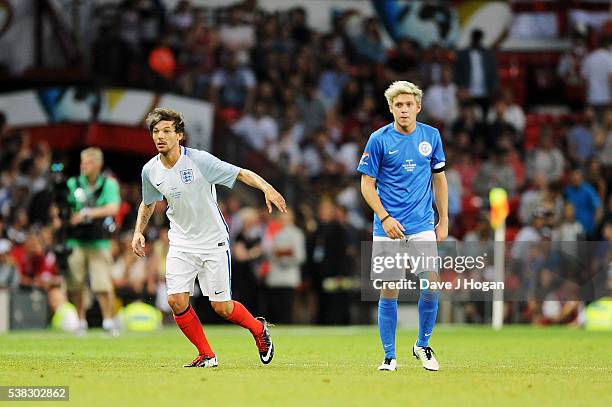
180, 168, 194, 184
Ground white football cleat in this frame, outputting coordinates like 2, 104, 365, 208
184, 355, 218, 368
413, 342, 440, 371
377, 358, 397, 371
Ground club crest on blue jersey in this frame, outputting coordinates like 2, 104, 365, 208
180, 168, 194, 184
418, 141, 432, 156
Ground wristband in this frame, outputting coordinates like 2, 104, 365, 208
381, 214, 391, 224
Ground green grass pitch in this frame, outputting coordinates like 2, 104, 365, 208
1, 326, 610, 407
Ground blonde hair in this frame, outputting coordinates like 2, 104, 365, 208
384, 81, 423, 106
81, 147, 104, 167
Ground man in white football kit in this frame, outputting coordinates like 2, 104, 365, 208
132, 108, 287, 368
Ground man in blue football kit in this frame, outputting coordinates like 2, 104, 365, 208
358, 81, 449, 371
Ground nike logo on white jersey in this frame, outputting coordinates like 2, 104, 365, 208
214, 290, 225, 295
389, 150, 399, 155
156, 181, 164, 186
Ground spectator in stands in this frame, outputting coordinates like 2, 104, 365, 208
308, 199, 350, 325
232, 207, 264, 313
567, 107, 596, 166
557, 34, 587, 111
111, 232, 149, 305
453, 139, 480, 198
296, 81, 326, 134
11, 229, 57, 289
463, 212, 493, 256
455, 29, 498, 115
7, 207, 28, 245
443, 147, 463, 225
452, 102, 485, 146
352, 17, 386, 64
512, 208, 551, 261
565, 167, 602, 237
420, 43, 451, 89
262, 209, 306, 324
595, 108, 612, 170
534, 280, 582, 326
185, 13, 220, 98
0, 111, 7, 138
318, 55, 350, 111
148, 36, 177, 85
279, 104, 305, 145
473, 146, 516, 198
422, 64, 458, 128
169, 0, 193, 35
232, 100, 278, 151
585, 157, 608, 204
336, 127, 361, 176
519, 172, 564, 226
267, 124, 302, 176
581, 37, 612, 118
486, 88, 526, 134
301, 128, 338, 180
219, 4, 255, 65
484, 101, 517, 151
288, 7, 312, 46
385, 38, 420, 82
210, 51, 256, 111
0, 238, 18, 288
552, 202, 585, 242
526, 127, 565, 183
343, 95, 378, 141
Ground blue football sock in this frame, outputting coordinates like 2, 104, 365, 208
378, 298, 398, 359
417, 289, 440, 347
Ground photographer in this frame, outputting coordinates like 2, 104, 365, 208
66, 148, 120, 334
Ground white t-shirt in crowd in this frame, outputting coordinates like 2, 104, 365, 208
581, 47, 612, 105
469, 50, 486, 98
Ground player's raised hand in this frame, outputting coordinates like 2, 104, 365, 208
264, 187, 288, 214
382, 216, 405, 239
131, 231, 146, 257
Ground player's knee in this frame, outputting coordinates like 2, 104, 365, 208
380, 287, 399, 299
211, 301, 233, 318
168, 295, 188, 314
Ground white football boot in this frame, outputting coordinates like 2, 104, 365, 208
413, 341, 440, 371
377, 358, 397, 371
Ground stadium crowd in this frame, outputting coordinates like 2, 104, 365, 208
0, 0, 611, 328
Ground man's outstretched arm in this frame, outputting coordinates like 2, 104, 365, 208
131, 201, 156, 257
236, 169, 287, 213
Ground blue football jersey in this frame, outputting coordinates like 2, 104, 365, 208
357, 122, 446, 237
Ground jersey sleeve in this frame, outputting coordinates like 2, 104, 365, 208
431, 130, 446, 173
141, 165, 163, 205
356, 135, 383, 179
190, 148, 240, 188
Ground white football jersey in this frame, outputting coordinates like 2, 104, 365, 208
141, 146, 240, 253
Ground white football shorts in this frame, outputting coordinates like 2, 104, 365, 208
165, 247, 232, 302
371, 230, 439, 280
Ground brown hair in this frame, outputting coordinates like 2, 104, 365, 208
145, 108, 185, 135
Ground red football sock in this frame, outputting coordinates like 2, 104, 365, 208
226, 301, 264, 336
174, 305, 214, 357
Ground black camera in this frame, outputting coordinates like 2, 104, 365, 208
66, 177, 116, 241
